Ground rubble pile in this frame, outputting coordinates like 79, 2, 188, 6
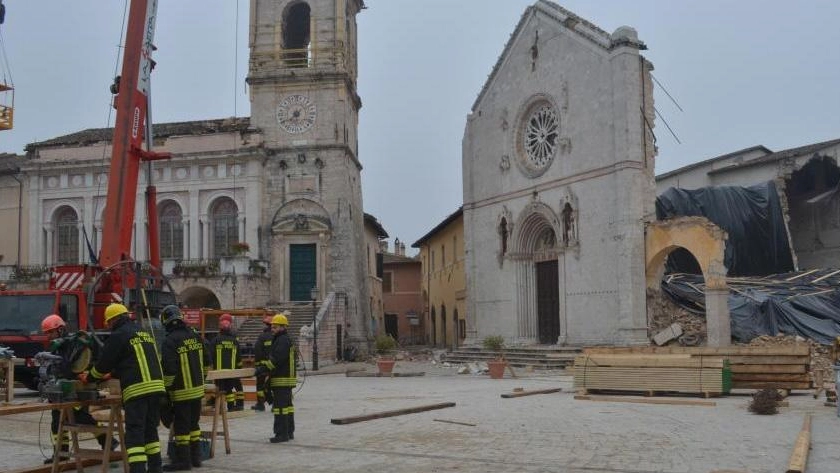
646, 289, 706, 345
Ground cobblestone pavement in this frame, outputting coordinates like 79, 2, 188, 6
3, 361, 839, 472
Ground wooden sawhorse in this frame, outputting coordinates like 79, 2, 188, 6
52, 396, 127, 473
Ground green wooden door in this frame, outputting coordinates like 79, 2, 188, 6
289, 244, 317, 301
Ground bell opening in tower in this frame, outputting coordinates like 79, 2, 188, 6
283, 2, 312, 68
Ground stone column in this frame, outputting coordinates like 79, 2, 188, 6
77, 222, 85, 263
705, 288, 731, 347
182, 219, 190, 260
238, 217, 246, 245
201, 217, 209, 259
45, 224, 54, 265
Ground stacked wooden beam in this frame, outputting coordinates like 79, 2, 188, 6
583, 345, 811, 390
573, 354, 731, 397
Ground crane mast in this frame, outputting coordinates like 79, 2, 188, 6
100, 0, 170, 269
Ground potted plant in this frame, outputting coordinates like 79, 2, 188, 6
230, 241, 250, 256
483, 335, 507, 379
374, 334, 397, 375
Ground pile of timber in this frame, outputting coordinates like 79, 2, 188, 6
573, 354, 731, 397
584, 345, 811, 391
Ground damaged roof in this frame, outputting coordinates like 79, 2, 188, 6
364, 213, 389, 239
656, 145, 771, 180
0, 153, 22, 176
707, 137, 840, 175
25, 117, 254, 151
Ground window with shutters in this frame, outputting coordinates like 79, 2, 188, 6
158, 200, 184, 259
55, 206, 79, 264
211, 197, 239, 258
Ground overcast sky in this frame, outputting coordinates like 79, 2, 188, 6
1, 1, 839, 253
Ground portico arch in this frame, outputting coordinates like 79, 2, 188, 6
179, 286, 221, 310
645, 217, 730, 346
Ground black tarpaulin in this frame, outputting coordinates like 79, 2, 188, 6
656, 181, 795, 276
662, 271, 840, 345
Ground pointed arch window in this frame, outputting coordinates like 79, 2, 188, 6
211, 197, 239, 258
158, 200, 184, 260
55, 206, 79, 264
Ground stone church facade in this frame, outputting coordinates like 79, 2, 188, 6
462, 1, 657, 346
13, 0, 374, 348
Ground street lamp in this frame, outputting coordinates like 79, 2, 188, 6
310, 286, 319, 371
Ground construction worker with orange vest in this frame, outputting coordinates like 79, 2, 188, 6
40, 314, 118, 464
79, 303, 166, 473
255, 313, 296, 443
250, 313, 275, 412
210, 313, 244, 411
159, 305, 205, 471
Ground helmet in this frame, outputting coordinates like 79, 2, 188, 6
219, 313, 233, 323
271, 313, 288, 326
41, 314, 66, 333
160, 305, 183, 326
104, 303, 129, 324
219, 319, 232, 331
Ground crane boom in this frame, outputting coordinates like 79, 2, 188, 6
100, 0, 169, 268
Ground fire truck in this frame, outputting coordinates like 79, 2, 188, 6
0, 0, 175, 390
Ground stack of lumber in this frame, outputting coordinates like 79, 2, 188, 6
573, 354, 731, 397
584, 345, 811, 390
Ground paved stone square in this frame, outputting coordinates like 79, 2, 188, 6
2, 362, 839, 472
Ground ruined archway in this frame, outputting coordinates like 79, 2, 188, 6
179, 286, 221, 310
646, 217, 730, 346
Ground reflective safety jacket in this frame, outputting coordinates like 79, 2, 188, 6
90, 317, 165, 402
266, 330, 296, 388
211, 330, 241, 370
253, 327, 273, 367
162, 324, 206, 402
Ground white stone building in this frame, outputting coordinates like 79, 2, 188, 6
462, 1, 656, 346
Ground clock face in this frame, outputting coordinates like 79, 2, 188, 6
276, 94, 317, 134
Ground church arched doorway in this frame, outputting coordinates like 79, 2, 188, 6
180, 286, 221, 309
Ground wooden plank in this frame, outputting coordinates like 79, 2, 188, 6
729, 364, 807, 374
433, 418, 476, 427
733, 381, 811, 390
731, 373, 810, 382
330, 402, 456, 425
205, 368, 255, 381
574, 354, 723, 368
786, 414, 811, 473
574, 394, 716, 407
501, 388, 562, 398
7, 458, 117, 473
345, 371, 426, 377
725, 356, 810, 365
583, 346, 811, 356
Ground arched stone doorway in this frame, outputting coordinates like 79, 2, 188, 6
512, 202, 563, 344
271, 199, 332, 302
645, 217, 730, 346
180, 286, 221, 309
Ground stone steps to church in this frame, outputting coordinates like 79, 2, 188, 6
442, 347, 581, 370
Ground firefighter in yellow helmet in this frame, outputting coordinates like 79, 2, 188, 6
80, 303, 166, 473
255, 313, 296, 443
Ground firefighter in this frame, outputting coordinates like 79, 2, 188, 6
80, 303, 166, 473
250, 313, 275, 412
256, 313, 296, 443
41, 314, 117, 464
160, 305, 205, 471
210, 313, 244, 411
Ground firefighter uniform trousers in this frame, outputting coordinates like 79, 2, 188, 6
252, 327, 273, 408
124, 395, 163, 471
212, 330, 244, 410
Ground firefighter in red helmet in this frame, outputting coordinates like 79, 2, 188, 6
210, 313, 244, 411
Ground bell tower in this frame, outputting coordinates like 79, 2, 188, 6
248, 0, 369, 346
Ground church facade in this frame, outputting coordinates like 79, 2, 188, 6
462, 1, 657, 346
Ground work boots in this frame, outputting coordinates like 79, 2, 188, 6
287, 414, 295, 440
162, 445, 191, 471
129, 463, 147, 473
270, 415, 289, 443
189, 441, 203, 468
250, 401, 265, 412
96, 434, 120, 451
